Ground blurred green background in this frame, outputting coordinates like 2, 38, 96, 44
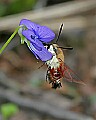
0, 0, 96, 120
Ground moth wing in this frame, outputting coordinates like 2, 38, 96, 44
64, 63, 85, 85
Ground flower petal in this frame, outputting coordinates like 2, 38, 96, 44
29, 48, 40, 60
29, 42, 53, 61
22, 30, 44, 49
20, 19, 55, 43
19, 19, 40, 33
38, 26, 55, 43
22, 29, 52, 61
22, 29, 36, 42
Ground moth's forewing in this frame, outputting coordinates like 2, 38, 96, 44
64, 63, 85, 85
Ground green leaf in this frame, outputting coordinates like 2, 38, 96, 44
1, 103, 19, 120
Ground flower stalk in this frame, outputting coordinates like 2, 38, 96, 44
0, 26, 21, 54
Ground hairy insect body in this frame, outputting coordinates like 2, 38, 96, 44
46, 44, 65, 89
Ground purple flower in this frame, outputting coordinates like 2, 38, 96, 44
19, 19, 55, 61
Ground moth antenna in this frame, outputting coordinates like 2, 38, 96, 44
57, 46, 73, 50
55, 23, 64, 43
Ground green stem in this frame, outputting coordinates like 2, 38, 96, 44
0, 26, 21, 54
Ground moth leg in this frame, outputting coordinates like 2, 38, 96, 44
38, 63, 45, 69
46, 67, 50, 82
46, 69, 48, 82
